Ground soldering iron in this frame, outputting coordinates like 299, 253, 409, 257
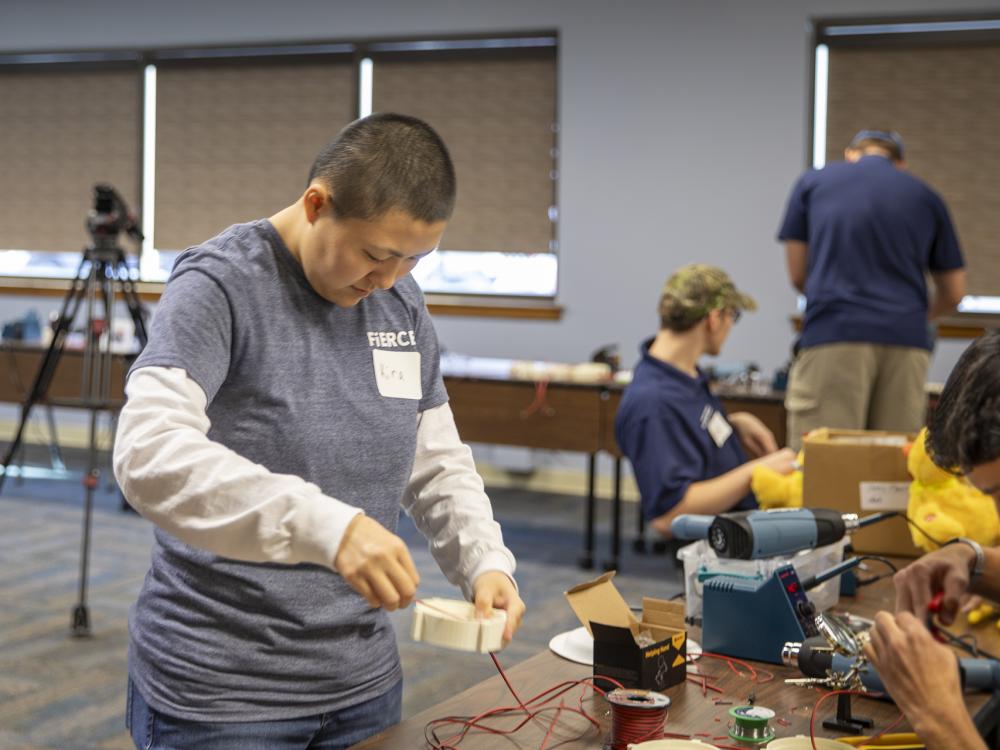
671, 508, 897, 560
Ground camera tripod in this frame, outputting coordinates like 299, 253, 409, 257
0, 240, 148, 636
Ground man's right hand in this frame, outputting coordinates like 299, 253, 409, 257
863, 611, 986, 750
334, 515, 420, 611
894, 543, 976, 625
757, 447, 797, 474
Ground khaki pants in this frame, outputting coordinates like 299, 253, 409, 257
785, 342, 930, 451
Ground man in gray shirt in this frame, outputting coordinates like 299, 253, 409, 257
114, 113, 524, 749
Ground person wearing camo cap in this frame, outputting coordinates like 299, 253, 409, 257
614, 264, 797, 538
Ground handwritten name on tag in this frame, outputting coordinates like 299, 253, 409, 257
372, 349, 422, 399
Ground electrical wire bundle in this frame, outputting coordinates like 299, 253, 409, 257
421, 619, 916, 747
423, 653, 623, 749
606, 688, 671, 749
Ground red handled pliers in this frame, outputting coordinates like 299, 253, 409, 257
927, 591, 948, 643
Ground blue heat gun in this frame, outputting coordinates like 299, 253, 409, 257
671, 508, 896, 559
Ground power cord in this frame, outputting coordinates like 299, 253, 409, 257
853, 555, 898, 588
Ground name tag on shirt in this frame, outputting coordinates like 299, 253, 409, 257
707, 410, 733, 448
372, 349, 423, 399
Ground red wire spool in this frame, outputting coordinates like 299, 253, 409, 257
606, 688, 671, 749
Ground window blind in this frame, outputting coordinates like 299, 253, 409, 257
825, 42, 1000, 296
371, 50, 557, 254
153, 58, 356, 251
0, 68, 140, 252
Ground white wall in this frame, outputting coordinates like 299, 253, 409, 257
3, 0, 994, 381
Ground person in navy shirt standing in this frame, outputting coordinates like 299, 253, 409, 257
778, 130, 966, 449
615, 264, 797, 539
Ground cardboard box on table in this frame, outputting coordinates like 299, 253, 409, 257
565, 572, 687, 691
802, 428, 920, 557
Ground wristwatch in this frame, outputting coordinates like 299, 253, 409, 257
944, 537, 985, 583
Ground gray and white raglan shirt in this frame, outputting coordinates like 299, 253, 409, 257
113, 219, 515, 721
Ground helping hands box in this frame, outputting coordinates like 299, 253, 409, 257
803, 428, 920, 557
565, 572, 687, 691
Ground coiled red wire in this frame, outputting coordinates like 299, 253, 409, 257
607, 700, 668, 749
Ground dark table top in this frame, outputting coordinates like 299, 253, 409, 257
352, 563, 1000, 749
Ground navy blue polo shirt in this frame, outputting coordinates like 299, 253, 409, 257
778, 155, 964, 351
615, 341, 756, 521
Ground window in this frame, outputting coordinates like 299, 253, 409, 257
811, 14, 1000, 305
0, 35, 560, 307
0, 59, 140, 261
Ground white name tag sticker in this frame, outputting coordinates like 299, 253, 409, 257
372, 349, 422, 400
859, 481, 910, 511
707, 410, 733, 448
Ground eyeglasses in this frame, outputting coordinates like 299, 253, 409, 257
728, 308, 742, 324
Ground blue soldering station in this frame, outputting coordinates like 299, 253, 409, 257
672, 508, 895, 663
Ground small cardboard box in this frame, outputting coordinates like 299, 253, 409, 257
565, 572, 687, 691
803, 428, 920, 557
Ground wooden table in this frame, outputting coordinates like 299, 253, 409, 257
0, 345, 786, 571
353, 571, 1000, 749
0, 341, 130, 407
444, 375, 612, 569
444, 371, 787, 572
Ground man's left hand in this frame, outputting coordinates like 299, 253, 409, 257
472, 571, 526, 645
729, 412, 779, 457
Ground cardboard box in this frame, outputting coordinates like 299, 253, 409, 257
565, 572, 687, 691
803, 428, 920, 557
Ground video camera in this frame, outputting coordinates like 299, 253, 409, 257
86, 184, 143, 251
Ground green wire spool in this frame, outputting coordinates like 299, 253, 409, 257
727, 705, 776, 744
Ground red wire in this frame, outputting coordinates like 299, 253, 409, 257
608, 702, 668, 749
425, 649, 784, 749
423, 655, 624, 749
697, 651, 776, 683
519, 380, 555, 418
490, 652, 527, 711
809, 689, 897, 750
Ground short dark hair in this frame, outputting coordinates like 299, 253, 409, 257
927, 331, 1000, 472
659, 314, 703, 333
308, 113, 456, 223
848, 130, 904, 162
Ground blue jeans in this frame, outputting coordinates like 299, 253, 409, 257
126, 677, 402, 750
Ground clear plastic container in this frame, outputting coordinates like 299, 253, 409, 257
676, 537, 850, 621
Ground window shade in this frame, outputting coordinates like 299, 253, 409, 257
371, 51, 557, 253
0, 68, 140, 252
154, 59, 356, 251
826, 43, 1000, 296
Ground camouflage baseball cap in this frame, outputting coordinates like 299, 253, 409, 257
658, 264, 757, 328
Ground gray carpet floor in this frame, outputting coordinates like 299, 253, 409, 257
0, 468, 682, 750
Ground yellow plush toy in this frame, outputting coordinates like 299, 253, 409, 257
750, 451, 804, 510
967, 600, 1000, 627
906, 427, 999, 552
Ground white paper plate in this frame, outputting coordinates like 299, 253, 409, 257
548, 626, 594, 665
687, 638, 702, 660
548, 628, 702, 667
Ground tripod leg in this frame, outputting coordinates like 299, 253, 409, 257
72, 405, 100, 638
112, 250, 149, 346
73, 262, 116, 636
45, 404, 66, 472
0, 259, 91, 493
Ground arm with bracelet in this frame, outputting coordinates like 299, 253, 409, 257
893, 537, 999, 626
865, 331, 1000, 750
